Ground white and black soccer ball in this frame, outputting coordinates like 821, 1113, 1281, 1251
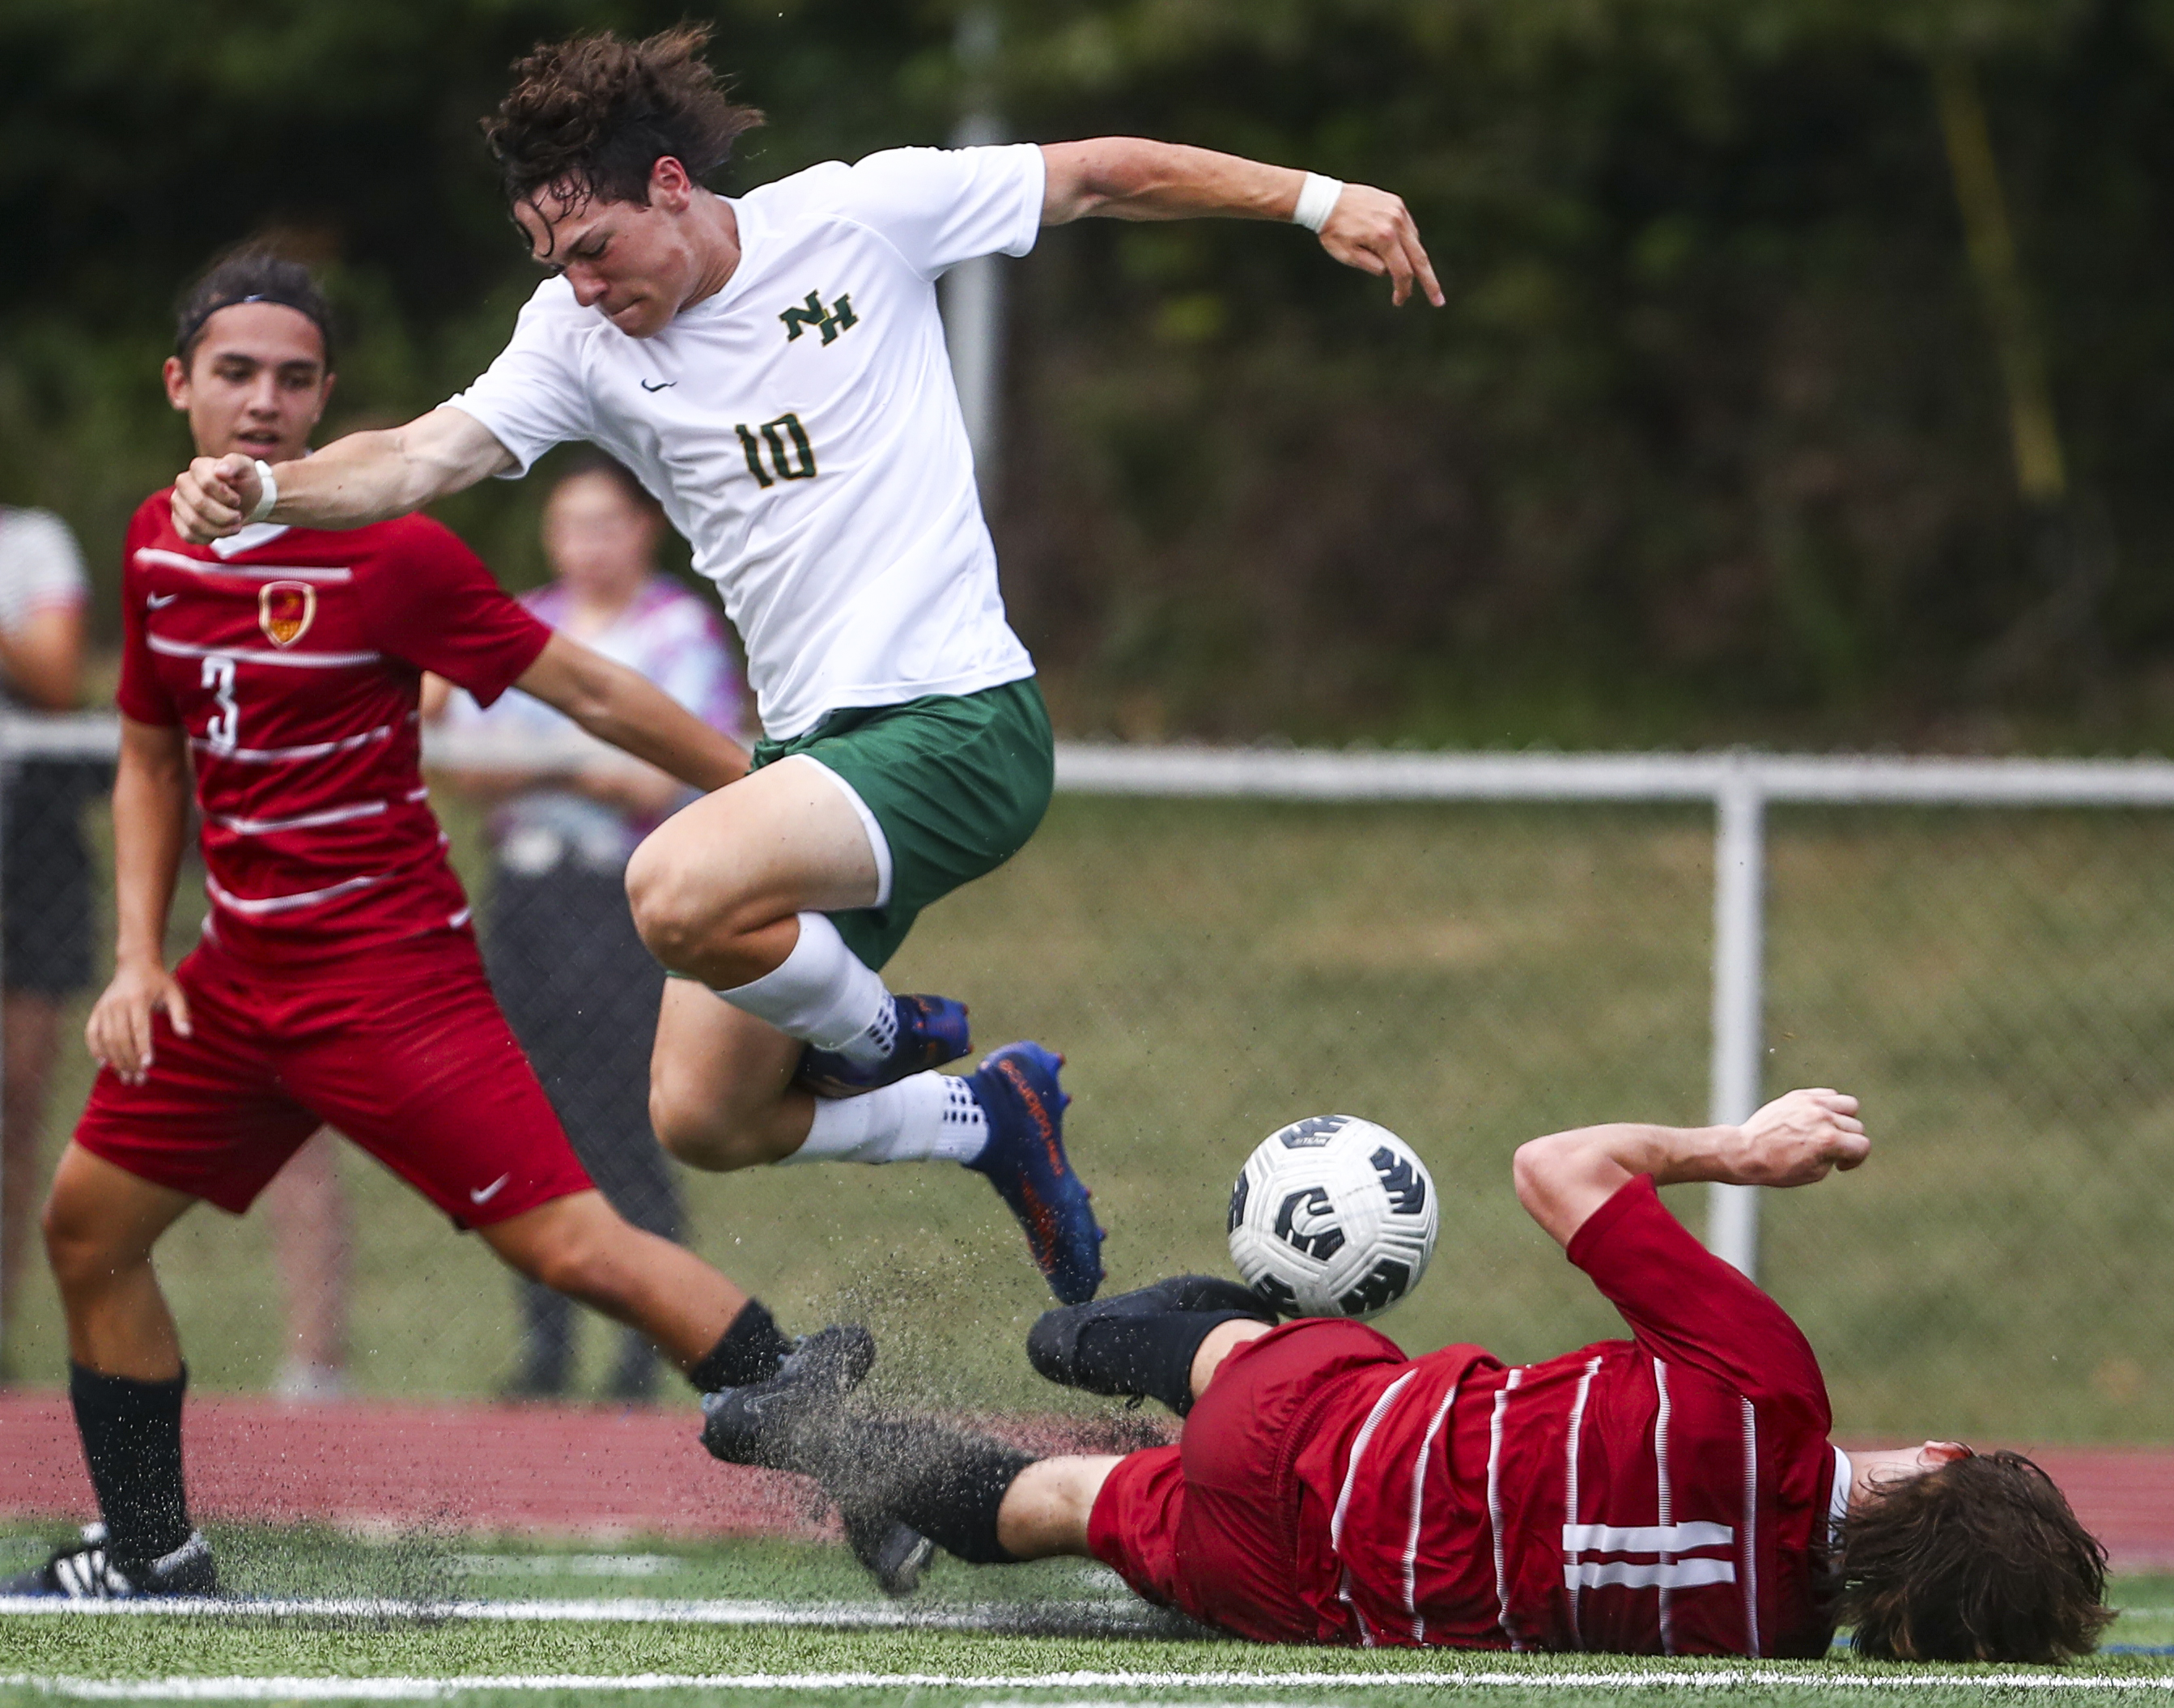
1226, 1115, 1439, 1319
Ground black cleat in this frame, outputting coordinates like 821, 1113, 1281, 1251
1, 1525, 217, 1600
841, 1508, 937, 1599
698, 1324, 876, 1472
1027, 1273, 1276, 1401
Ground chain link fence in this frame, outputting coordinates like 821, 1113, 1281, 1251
3, 721, 2172, 1443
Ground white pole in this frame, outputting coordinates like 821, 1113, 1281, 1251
1707, 760, 1766, 1277
942, 6, 1005, 501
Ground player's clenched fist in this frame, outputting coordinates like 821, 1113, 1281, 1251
1317, 185, 1446, 309
1733, 1088, 1869, 1188
171, 453, 263, 544
86, 960, 193, 1086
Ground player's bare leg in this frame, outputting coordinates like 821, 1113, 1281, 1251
42, 1145, 196, 1379
648, 981, 811, 1170
637, 762, 1104, 1303
23, 1144, 216, 1595
1189, 1316, 1274, 1396
626, 754, 881, 991
478, 1188, 747, 1370
631, 757, 977, 1109
994, 1455, 1121, 1559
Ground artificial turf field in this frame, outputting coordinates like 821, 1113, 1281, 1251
7, 1531, 2174, 1706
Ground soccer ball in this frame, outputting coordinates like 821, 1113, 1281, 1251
1226, 1115, 1439, 1319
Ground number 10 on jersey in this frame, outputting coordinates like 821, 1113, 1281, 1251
736, 412, 817, 488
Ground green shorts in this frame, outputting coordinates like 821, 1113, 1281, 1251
749, 677, 1054, 970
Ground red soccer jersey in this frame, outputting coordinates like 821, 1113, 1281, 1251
117, 497, 550, 963
1295, 1176, 1838, 1656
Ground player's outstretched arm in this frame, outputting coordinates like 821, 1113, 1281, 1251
171, 406, 516, 545
515, 632, 749, 797
1040, 138, 1444, 308
1513, 1089, 1869, 1251
85, 718, 194, 1084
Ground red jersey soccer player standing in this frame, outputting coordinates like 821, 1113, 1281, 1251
706, 1088, 2112, 1665
9, 251, 899, 1602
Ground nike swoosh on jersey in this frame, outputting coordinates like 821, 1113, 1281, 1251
469, 1173, 512, 1205
640, 379, 677, 392
146, 593, 180, 609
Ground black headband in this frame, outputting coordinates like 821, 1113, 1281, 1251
175, 289, 334, 365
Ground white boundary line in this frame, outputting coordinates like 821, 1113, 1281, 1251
0, 1595, 1163, 1632
6, 1667, 2174, 1698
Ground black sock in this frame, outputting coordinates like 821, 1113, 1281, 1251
685, 1300, 792, 1393
1038, 1309, 1263, 1417
70, 1362, 191, 1570
815, 1416, 1032, 1566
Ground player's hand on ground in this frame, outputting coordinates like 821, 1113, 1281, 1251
1317, 185, 1445, 308
1732, 1088, 1867, 1188
172, 453, 261, 543
87, 960, 192, 1086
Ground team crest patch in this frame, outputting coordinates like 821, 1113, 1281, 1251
258, 582, 316, 647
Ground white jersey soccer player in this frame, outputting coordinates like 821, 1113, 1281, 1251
448, 144, 1042, 744
170, 24, 1445, 1322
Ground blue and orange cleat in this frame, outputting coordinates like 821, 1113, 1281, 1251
795, 994, 972, 1100
964, 1042, 1105, 1304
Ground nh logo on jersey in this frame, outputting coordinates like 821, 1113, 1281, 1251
779, 290, 858, 346
258, 582, 316, 647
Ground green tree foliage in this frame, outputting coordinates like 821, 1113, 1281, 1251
5, 0, 2173, 742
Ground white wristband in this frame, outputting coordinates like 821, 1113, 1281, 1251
1291, 172, 1344, 233
245, 459, 278, 525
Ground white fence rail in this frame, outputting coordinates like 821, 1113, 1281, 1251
12, 715, 2174, 1288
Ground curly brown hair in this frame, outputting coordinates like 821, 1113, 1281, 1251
1836, 1449, 2114, 1663
483, 23, 764, 213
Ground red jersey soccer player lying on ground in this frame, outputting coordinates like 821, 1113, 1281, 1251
7, 249, 913, 1601
702, 1088, 2113, 1663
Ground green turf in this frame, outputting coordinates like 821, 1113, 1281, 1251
4, 1536, 2174, 1707
8, 795, 2174, 1440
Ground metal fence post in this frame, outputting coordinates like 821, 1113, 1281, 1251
1707, 758, 1766, 1277
941, 5, 1005, 502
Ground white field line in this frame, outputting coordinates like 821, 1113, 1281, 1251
0, 1595, 1153, 1631
7, 1668, 2174, 1699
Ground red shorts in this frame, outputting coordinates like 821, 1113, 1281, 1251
1086, 1317, 1409, 1643
74, 933, 593, 1227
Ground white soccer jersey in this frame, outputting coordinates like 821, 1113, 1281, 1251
448, 143, 1045, 740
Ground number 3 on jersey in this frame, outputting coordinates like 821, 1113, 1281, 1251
202, 654, 239, 753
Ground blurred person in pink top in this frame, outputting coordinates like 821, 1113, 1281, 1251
434, 452, 744, 1399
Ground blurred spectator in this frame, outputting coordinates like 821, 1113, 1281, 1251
260, 1130, 351, 1401
435, 454, 743, 1400
0, 506, 90, 1376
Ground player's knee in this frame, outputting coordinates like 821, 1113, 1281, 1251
651, 1076, 764, 1172
627, 830, 774, 974
523, 1224, 631, 1307
40, 1191, 122, 1293
626, 835, 714, 967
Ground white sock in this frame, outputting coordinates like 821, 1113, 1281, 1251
715, 912, 893, 1059
788, 1073, 989, 1166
